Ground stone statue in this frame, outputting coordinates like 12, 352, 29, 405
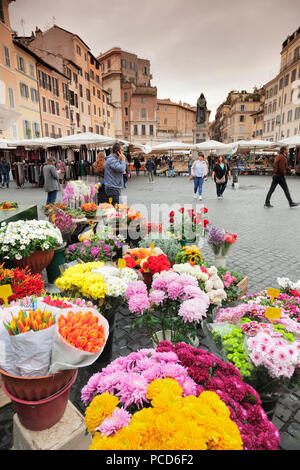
196, 93, 207, 125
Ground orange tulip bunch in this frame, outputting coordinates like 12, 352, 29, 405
58, 311, 105, 353
4, 308, 55, 336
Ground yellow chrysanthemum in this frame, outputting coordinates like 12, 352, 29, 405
85, 393, 118, 433
146, 377, 183, 401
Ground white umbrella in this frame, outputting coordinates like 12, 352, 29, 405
279, 135, 300, 147
7, 137, 58, 148
55, 132, 118, 147
231, 139, 278, 149
129, 142, 152, 154
194, 140, 229, 151
0, 139, 15, 149
150, 141, 196, 153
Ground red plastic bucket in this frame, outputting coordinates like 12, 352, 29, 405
2, 370, 78, 431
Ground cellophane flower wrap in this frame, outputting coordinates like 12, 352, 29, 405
81, 344, 280, 450
0, 264, 45, 306
0, 219, 63, 260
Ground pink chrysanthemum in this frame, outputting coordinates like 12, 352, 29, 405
128, 293, 150, 315
97, 407, 132, 436
178, 298, 207, 323
149, 289, 166, 305
125, 281, 148, 301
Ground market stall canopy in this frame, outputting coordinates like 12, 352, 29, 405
194, 140, 238, 155
0, 139, 15, 149
231, 139, 278, 150
0, 105, 22, 132
54, 132, 121, 147
129, 142, 152, 154
279, 135, 300, 147
150, 141, 196, 153
7, 137, 58, 148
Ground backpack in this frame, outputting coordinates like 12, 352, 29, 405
93, 153, 106, 174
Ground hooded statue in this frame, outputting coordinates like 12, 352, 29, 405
196, 93, 207, 125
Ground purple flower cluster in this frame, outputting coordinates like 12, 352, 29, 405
65, 238, 121, 263
155, 341, 280, 451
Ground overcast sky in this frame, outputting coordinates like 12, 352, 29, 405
9, 0, 300, 119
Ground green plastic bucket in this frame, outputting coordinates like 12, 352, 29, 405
46, 244, 66, 284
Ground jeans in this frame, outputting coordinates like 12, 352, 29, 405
188, 166, 192, 177
216, 183, 227, 197
148, 171, 154, 182
194, 176, 204, 195
168, 167, 175, 177
1, 173, 9, 186
265, 175, 293, 205
46, 190, 58, 204
105, 187, 121, 206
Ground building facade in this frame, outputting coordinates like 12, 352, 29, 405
156, 99, 196, 143
210, 90, 263, 143
98, 47, 157, 143
263, 26, 300, 141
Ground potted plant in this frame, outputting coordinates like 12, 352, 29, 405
0, 220, 63, 273
138, 235, 181, 265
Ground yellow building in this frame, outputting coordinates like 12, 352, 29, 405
13, 40, 42, 139
0, 0, 21, 139
156, 98, 196, 143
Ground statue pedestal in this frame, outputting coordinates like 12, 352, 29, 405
193, 125, 209, 144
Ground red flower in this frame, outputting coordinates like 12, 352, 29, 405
169, 211, 175, 217
290, 289, 300, 297
169, 217, 174, 223
179, 208, 185, 213
124, 256, 137, 269
202, 219, 209, 227
225, 233, 237, 244
200, 207, 208, 213
193, 217, 201, 225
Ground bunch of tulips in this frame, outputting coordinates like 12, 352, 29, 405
58, 311, 105, 353
4, 308, 55, 335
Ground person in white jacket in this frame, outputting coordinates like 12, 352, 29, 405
190, 153, 208, 200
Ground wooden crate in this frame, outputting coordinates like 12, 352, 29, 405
237, 277, 248, 299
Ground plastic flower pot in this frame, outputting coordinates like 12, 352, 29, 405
2, 370, 78, 431
14, 250, 54, 274
0, 367, 76, 401
46, 243, 66, 284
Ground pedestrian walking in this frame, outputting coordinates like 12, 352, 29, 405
264, 146, 299, 208
212, 155, 231, 199
123, 160, 129, 188
145, 157, 156, 183
104, 143, 126, 205
43, 158, 60, 204
0, 156, 10, 188
133, 157, 141, 176
190, 153, 208, 200
168, 157, 175, 177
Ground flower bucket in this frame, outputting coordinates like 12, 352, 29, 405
0, 367, 76, 401
180, 238, 196, 247
261, 396, 279, 422
46, 244, 66, 284
2, 370, 78, 431
14, 250, 54, 274
214, 255, 227, 268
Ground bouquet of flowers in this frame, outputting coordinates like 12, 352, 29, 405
175, 245, 203, 265
0, 201, 18, 210
125, 270, 210, 345
55, 262, 139, 315
169, 207, 209, 243
65, 234, 124, 264
52, 210, 76, 243
172, 263, 227, 308
62, 181, 97, 207
217, 267, 244, 304
207, 226, 237, 256
139, 253, 170, 275
81, 345, 280, 450
81, 203, 98, 218
0, 264, 45, 306
0, 220, 63, 261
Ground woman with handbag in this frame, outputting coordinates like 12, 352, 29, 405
212, 155, 231, 199
190, 153, 208, 200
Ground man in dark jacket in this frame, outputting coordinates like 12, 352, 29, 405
104, 143, 126, 205
264, 146, 298, 208
0, 157, 10, 188
145, 157, 156, 183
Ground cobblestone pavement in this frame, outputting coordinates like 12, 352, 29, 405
0, 173, 300, 450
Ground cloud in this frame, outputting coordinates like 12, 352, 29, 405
9, 0, 300, 119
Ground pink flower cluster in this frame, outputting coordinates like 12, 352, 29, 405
215, 303, 266, 324
125, 272, 210, 323
155, 341, 280, 451
246, 332, 300, 379
222, 271, 237, 288
81, 348, 197, 410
